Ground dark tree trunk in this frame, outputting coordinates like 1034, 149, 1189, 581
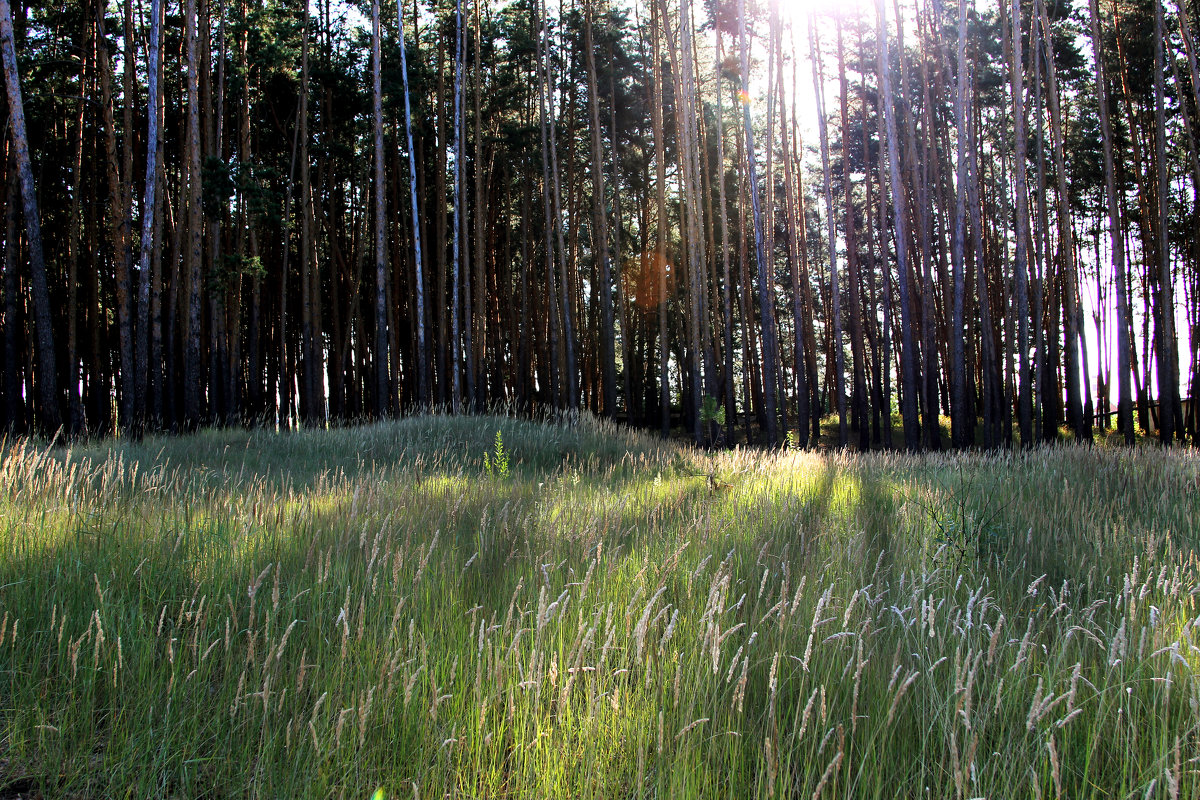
184, 0, 204, 428
584, 0, 616, 418
876, 0, 919, 450
372, 0, 390, 416
135, 0, 163, 434
740, 0, 778, 445
0, 0, 59, 433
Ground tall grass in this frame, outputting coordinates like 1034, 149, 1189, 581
1, 414, 1198, 798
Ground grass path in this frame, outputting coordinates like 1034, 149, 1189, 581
1, 414, 1198, 798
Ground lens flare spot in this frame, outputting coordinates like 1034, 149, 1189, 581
623, 252, 674, 310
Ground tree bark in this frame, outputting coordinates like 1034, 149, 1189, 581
740, 0, 778, 445
1088, 0, 1133, 443
584, 0, 616, 418
875, 0, 919, 450
836, 20, 868, 451
184, 0, 204, 428
1007, 0, 1034, 446
372, 0, 390, 416
950, 0, 971, 448
135, 0, 163, 434
1153, 0, 1179, 444
0, 0, 59, 432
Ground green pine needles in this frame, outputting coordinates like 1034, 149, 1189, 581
699, 395, 725, 428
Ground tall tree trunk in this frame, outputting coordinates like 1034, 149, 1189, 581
610, 73, 634, 424
434, 41, 448, 406
371, 0, 390, 415
236, 0, 255, 424
740, 0, 778, 445
871, 74, 894, 449
584, 0, 616, 418
812, 18, 847, 447
398, 0, 426, 408
2, 143, 24, 431
716, 27, 737, 444
1007, 0, 1033, 446
780, 35, 809, 448
150, 39, 165, 426
836, 19, 868, 451
300, 5, 315, 422
66, 16, 88, 434
876, 0, 919, 450
98, 2, 135, 431
651, 0, 669, 435
471, 0, 485, 411
135, 0, 163, 434
1, 0, 59, 432
184, 0, 204, 428
460, 2, 474, 413
909, 7, 939, 451
542, 0, 577, 412
1035, 0, 1086, 442
1088, 0, 1132, 443
950, 0, 972, 448
450, 0, 465, 413
1153, 0, 1179, 444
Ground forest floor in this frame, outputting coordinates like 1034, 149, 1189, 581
1, 414, 1198, 798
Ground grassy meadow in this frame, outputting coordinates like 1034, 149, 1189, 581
1, 414, 1199, 799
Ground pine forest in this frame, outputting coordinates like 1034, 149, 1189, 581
1, 0, 1199, 450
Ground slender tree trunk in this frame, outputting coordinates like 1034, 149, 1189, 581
542, 0, 576, 412
371, 0, 390, 415
66, 17, 89, 434
236, 0, 255, 423
300, 5, 315, 422
812, 18, 847, 446
1, 0, 59, 432
836, 20, 867, 451
451, 0, 465, 413
3, 143, 24, 432
910, 10, 939, 451
876, 0, 919, 450
1035, 0, 1086, 442
780, 41, 809, 448
1008, 0, 1033, 446
135, 0, 163, 434
950, 0, 971, 448
584, 0, 616, 418
740, 0, 778, 445
535, 1, 560, 409
460, 4, 474, 413
471, 0, 485, 411
610, 74, 634, 424
1153, 0, 1179, 444
396, 0, 426, 408
652, 0, 669, 435
151, 59, 165, 426
184, 0, 204, 427
1088, 0, 1132, 443
518, 177, 532, 411
716, 27, 737, 444
857, 27, 884, 445
872, 78, 894, 449
434, 41, 448, 406
680, 0, 709, 444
